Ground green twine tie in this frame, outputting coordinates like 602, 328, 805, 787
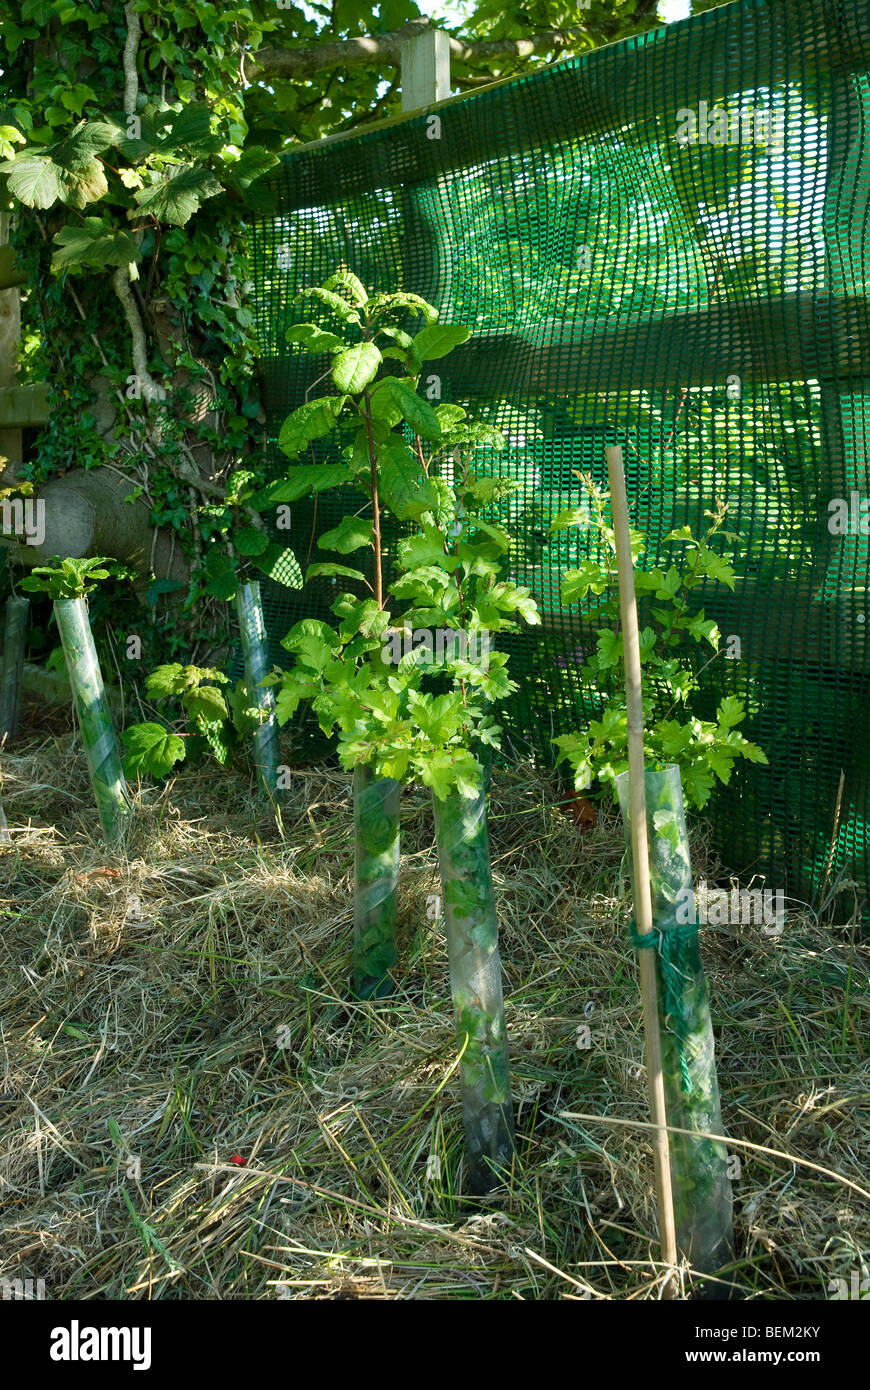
629, 919, 699, 1092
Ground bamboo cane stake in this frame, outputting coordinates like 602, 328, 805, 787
605, 443, 679, 1296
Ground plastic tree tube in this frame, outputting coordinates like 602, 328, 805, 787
432, 765, 515, 1194
0, 593, 29, 741
54, 597, 130, 843
352, 762, 401, 999
616, 764, 735, 1287
236, 581, 282, 805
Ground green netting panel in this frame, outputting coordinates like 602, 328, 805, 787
248, 0, 870, 918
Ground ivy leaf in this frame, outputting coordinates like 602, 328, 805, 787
331, 341, 382, 394
121, 722, 186, 779
21, 0, 56, 22
51, 219, 141, 272
133, 165, 222, 226
317, 515, 373, 554
386, 378, 442, 439
1, 153, 64, 208
145, 578, 185, 607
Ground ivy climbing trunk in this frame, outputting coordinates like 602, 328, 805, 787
432, 768, 514, 1194
353, 762, 401, 999
236, 581, 282, 805
0, 593, 29, 741
54, 597, 130, 843
615, 764, 735, 1290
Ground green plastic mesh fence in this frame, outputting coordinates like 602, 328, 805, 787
248, 0, 870, 919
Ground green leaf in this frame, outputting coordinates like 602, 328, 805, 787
716, 695, 746, 730
161, 104, 213, 148
396, 526, 455, 571
121, 722, 186, 779
286, 323, 346, 354
317, 515, 373, 554
144, 664, 185, 698
184, 685, 229, 723
21, 0, 54, 21
234, 526, 269, 557
228, 679, 261, 737
253, 463, 352, 506
199, 719, 233, 764
386, 378, 442, 439
331, 341, 382, 394
295, 285, 361, 324
418, 749, 481, 800
410, 322, 470, 363
252, 543, 303, 588
206, 570, 238, 601
20, 555, 119, 599
1, 153, 64, 208
322, 267, 367, 307
367, 386, 404, 428
50, 120, 116, 171
275, 397, 345, 459
548, 507, 590, 534
434, 403, 467, 429
58, 158, 108, 209
561, 561, 609, 604
51, 219, 141, 272
0, 126, 26, 160
305, 563, 367, 584
282, 618, 341, 673
379, 443, 437, 520
134, 165, 222, 226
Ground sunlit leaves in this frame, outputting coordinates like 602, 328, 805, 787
133, 164, 222, 226
51, 218, 141, 273
331, 340, 381, 393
